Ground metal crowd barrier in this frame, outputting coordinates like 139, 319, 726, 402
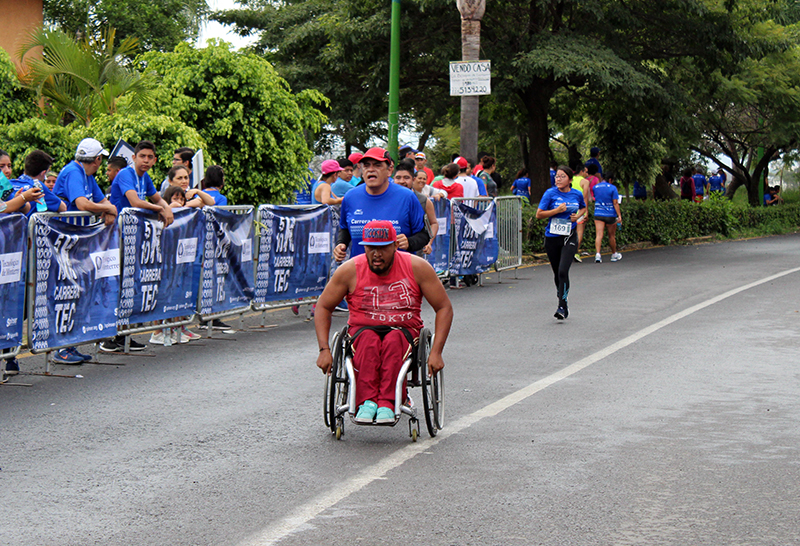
494, 196, 523, 279
449, 196, 495, 287
197, 205, 255, 333
115, 209, 199, 349
251, 205, 327, 326
26, 211, 107, 373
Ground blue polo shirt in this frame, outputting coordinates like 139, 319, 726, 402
339, 183, 426, 257
110, 166, 158, 212
53, 160, 106, 211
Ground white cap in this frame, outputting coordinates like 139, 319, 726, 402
75, 138, 109, 161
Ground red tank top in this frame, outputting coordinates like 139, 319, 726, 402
346, 251, 423, 330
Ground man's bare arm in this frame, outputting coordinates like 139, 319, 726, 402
412, 257, 453, 375
314, 260, 355, 374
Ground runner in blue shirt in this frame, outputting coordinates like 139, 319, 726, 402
708, 169, 726, 195
585, 147, 603, 175
692, 169, 708, 202
109, 140, 173, 226
536, 165, 586, 320
333, 147, 428, 260
591, 179, 622, 263
511, 168, 531, 203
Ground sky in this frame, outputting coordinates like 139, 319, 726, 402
197, 0, 257, 50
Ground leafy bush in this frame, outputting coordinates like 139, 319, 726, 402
522, 196, 800, 254
0, 118, 78, 175
139, 42, 327, 205
77, 112, 206, 182
0, 48, 38, 125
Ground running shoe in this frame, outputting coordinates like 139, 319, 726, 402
4, 358, 20, 376
211, 319, 233, 330
126, 338, 146, 351
375, 407, 395, 424
354, 400, 378, 423
149, 331, 169, 345
611, 252, 622, 262
181, 327, 201, 341
53, 348, 84, 364
573, 253, 582, 263
99, 339, 121, 353
69, 347, 92, 362
554, 306, 568, 320
595, 253, 602, 263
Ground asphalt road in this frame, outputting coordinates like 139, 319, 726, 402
2, 233, 800, 546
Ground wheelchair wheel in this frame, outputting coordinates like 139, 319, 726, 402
418, 328, 442, 437
323, 330, 341, 429
327, 326, 350, 434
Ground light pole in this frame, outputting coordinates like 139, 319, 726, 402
388, 0, 401, 163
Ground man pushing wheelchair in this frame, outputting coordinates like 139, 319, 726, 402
315, 220, 453, 426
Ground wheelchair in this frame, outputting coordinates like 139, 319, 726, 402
323, 325, 444, 441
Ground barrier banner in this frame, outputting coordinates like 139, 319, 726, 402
254, 205, 331, 303
426, 198, 451, 273
449, 201, 498, 276
29, 216, 120, 352
0, 214, 28, 350
199, 208, 255, 315
118, 208, 204, 327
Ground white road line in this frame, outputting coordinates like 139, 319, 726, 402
242, 266, 800, 546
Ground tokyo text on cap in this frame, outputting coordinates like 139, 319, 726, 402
358, 220, 397, 246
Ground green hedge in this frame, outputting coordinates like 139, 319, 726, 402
521, 196, 800, 254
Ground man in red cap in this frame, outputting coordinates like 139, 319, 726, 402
315, 220, 453, 424
333, 147, 429, 262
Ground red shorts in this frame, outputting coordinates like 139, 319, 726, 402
350, 327, 419, 410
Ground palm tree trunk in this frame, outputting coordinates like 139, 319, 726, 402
460, 18, 481, 166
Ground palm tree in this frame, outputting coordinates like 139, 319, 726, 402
456, 0, 485, 166
15, 27, 155, 126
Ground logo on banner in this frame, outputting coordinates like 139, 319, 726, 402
90, 249, 120, 279
308, 232, 330, 254
241, 238, 252, 263
0, 252, 23, 285
437, 218, 447, 235
176, 237, 198, 264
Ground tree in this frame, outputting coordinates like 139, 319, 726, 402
216, 1, 752, 199
213, 0, 460, 155
43, 0, 209, 52
679, 21, 800, 205
139, 41, 327, 204
0, 48, 38, 126
16, 27, 156, 126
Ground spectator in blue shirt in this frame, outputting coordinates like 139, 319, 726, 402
109, 140, 174, 226
53, 138, 118, 226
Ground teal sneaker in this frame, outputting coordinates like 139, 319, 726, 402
354, 400, 378, 423
375, 406, 395, 424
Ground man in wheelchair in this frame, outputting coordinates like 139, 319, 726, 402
315, 220, 453, 424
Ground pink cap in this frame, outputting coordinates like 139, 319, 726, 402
321, 159, 342, 175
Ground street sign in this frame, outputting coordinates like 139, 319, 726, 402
449, 60, 491, 96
